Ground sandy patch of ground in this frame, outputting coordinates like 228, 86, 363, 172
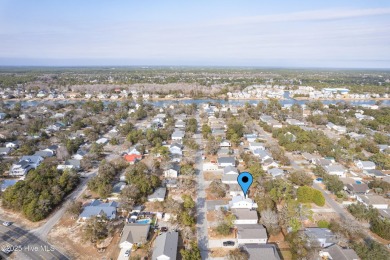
203, 171, 222, 181
48, 213, 121, 260
0, 206, 45, 229
209, 227, 236, 240
205, 187, 228, 201
210, 248, 232, 257
207, 212, 218, 222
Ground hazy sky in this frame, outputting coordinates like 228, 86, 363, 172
1, 0, 390, 68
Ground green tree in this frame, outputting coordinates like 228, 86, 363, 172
201, 124, 212, 138
182, 194, 195, 209
180, 242, 201, 260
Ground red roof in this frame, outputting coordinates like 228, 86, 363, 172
123, 154, 142, 162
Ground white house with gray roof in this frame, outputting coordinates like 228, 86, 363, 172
236, 224, 267, 245
148, 187, 167, 202
217, 157, 235, 167
244, 244, 281, 260
79, 200, 118, 221
356, 160, 376, 170
151, 231, 178, 260
325, 164, 346, 178
232, 209, 258, 224
304, 228, 338, 248
10, 155, 43, 176
319, 244, 359, 260
119, 223, 150, 249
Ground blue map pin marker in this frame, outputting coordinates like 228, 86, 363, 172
237, 172, 253, 198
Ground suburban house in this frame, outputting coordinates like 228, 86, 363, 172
304, 228, 338, 248
244, 134, 258, 142
223, 166, 239, 175
119, 223, 150, 250
217, 157, 235, 167
220, 140, 231, 147
267, 168, 284, 179
356, 160, 376, 170
302, 152, 321, 164
229, 196, 258, 209
79, 200, 118, 221
232, 209, 258, 224
217, 148, 231, 156
148, 187, 167, 202
164, 164, 180, 178
222, 174, 239, 185
34, 149, 54, 158
345, 183, 369, 197
326, 122, 347, 134
316, 158, 332, 167
228, 184, 244, 197
244, 244, 281, 260
236, 224, 268, 245
356, 195, 389, 210
169, 143, 183, 156
256, 150, 272, 163
174, 120, 185, 129
262, 159, 279, 171
319, 244, 359, 260
171, 130, 185, 141
286, 118, 306, 126
364, 169, 386, 178
325, 164, 347, 178
249, 142, 266, 152
73, 150, 88, 160
151, 231, 179, 260
124, 153, 143, 164
10, 155, 43, 176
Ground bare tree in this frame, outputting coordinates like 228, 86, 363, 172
57, 146, 70, 161
260, 209, 281, 235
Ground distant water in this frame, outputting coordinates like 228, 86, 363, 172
2, 91, 389, 108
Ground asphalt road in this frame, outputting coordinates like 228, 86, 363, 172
0, 169, 97, 260
0, 223, 68, 260
195, 113, 209, 260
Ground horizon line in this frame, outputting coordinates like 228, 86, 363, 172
0, 65, 390, 71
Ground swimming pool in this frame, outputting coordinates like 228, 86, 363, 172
136, 219, 151, 224
316, 178, 323, 182
355, 181, 362, 184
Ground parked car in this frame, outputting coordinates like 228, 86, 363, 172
2, 222, 11, 227
124, 249, 131, 257
160, 227, 168, 232
223, 241, 235, 246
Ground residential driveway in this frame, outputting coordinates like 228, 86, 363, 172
209, 239, 238, 248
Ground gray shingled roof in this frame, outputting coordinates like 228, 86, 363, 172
223, 166, 238, 175
79, 200, 118, 219
304, 228, 337, 245
120, 223, 150, 245
236, 224, 267, 240
323, 244, 359, 260
232, 209, 258, 221
151, 231, 178, 260
244, 244, 281, 260
218, 157, 235, 164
